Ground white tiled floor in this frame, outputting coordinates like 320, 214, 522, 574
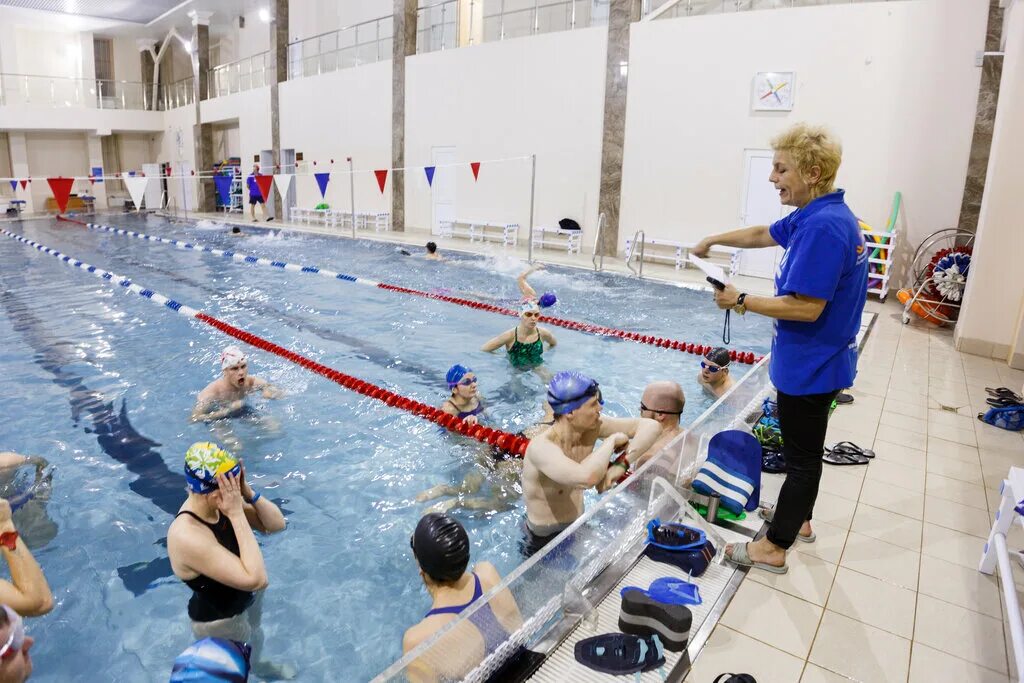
684, 300, 1024, 682
181, 213, 1024, 682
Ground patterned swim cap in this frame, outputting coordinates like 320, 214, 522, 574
184, 442, 239, 494
170, 637, 251, 683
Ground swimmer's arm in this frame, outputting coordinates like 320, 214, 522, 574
527, 438, 610, 489
402, 628, 439, 683
250, 376, 283, 399
480, 329, 513, 353
599, 416, 661, 467
171, 520, 268, 592
540, 328, 557, 348
517, 267, 539, 300
0, 453, 29, 469
476, 561, 523, 629
243, 497, 286, 534
0, 514, 53, 616
191, 399, 243, 422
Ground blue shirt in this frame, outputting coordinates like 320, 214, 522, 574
246, 174, 260, 199
767, 190, 868, 395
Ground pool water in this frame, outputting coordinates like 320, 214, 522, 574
0, 215, 771, 681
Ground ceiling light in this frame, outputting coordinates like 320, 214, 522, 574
258, 8, 270, 23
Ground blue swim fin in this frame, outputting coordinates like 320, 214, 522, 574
648, 576, 702, 606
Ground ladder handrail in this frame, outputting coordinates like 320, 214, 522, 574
591, 212, 606, 271
626, 229, 645, 278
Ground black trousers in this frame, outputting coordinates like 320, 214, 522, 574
765, 389, 839, 550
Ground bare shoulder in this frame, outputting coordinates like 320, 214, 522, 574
402, 619, 434, 654
474, 561, 502, 586
0, 452, 29, 468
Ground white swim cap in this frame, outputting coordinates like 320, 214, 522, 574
220, 346, 247, 370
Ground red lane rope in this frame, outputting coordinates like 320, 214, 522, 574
194, 313, 530, 457
58, 214, 763, 364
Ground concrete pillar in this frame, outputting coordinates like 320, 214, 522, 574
391, 0, 418, 232
189, 10, 216, 212
86, 134, 108, 210
8, 133, 33, 214
270, 0, 289, 219
595, 0, 640, 256
956, 0, 1005, 233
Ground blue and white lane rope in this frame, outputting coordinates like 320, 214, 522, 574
59, 217, 762, 364
0, 226, 531, 455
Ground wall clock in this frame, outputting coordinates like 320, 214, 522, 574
753, 71, 795, 111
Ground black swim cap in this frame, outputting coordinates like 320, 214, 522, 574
704, 347, 731, 367
411, 513, 470, 583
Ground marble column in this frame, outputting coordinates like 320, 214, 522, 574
270, 0, 289, 218
391, 0, 418, 232
138, 41, 155, 111
189, 11, 215, 212
956, 0, 1004, 234
596, 0, 640, 256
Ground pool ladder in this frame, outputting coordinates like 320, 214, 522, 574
626, 229, 645, 278
591, 212, 606, 271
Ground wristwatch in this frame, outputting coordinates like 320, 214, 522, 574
735, 292, 748, 315
0, 531, 18, 551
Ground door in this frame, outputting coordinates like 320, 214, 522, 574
431, 146, 456, 235
280, 148, 297, 220
142, 163, 162, 209
177, 160, 195, 211
736, 149, 787, 279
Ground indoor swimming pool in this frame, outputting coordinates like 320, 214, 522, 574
0, 215, 771, 681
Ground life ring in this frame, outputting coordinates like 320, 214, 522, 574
897, 288, 950, 325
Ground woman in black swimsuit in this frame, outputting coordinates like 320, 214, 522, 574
167, 443, 286, 653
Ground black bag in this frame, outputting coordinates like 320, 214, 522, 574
558, 218, 581, 231
713, 675, 757, 683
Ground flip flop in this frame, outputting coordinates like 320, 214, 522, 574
823, 448, 868, 466
829, 441, 875, 459
757, 507, 816, 542
986, 387, 1024, 402
761, 450, 787, 474
986, 397, 1024, 408
834, 392, 855, 405
723, 542, 788, 574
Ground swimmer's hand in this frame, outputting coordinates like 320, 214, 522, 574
215, 472, 245, 518
261, 385, 282, 399
691, 238, 713, 258
237, 460, 255, 502
464, 415, 479, 426
608, 432, 629, 450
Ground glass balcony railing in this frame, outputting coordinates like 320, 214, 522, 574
159, 77, 195, 110
0, 73, 155, 110
645, 0, 898, 19
287, 16, 394, 80
208, 52, 275, 98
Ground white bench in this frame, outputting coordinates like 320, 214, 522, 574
442, 219, 519, 246
624, 238, 739, 275
532, 226, 581, 254
293, 207, 331, 225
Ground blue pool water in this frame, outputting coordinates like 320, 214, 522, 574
0, 215, 770, 681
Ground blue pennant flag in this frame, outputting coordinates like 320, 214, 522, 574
424, 166, 436, 187
314, 172, 331, 199
9, 180, 16, 192
213, 174, 233, 206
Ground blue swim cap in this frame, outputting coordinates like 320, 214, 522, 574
169, 637, 251, 683
446, 364, 472, 389
547, 370, 604, 415
538, 292, 557, 308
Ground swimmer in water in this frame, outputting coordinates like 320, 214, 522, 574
416, 368, 521, 514
425, 242, 442, 261
402, 513, 522, 682
229, 226, 244, 237
697, 347, 735, 398
192, 346, 282, 423
480, 301, 556, 371
632, 381, 686, 470
0, 452, 57, 551
516, 264, 557, 310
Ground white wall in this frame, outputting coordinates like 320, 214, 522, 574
279, 61, 392, 213
289, 0, 391, 42
116, 133, 157, 173
956, 0, 1024, 366
110, 37, 143, 83
156, 105, 198, 209
405, 26, 606, 238
211, 123, 241, 162
200, 87, 272, 165
620, 0, 987, 271
25, 133, 90, 207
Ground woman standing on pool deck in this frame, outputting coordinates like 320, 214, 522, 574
480, 301, 557, 369
692, 123, 867, 573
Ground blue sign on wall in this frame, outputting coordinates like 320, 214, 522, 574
91, 166, 103, 183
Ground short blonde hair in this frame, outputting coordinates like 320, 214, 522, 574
771, 123, 842, 197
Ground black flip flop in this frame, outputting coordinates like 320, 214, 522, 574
986, 387, 1024, 402
823, 447, 868, 466
834, 392, 855, 405
761, 450, 787, 474
987, 397, 1024, 408
830, 441, 875, 459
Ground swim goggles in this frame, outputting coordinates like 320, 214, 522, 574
0, 606, 24, 661
640, 402, 683, 416
184, 461, 242, 495
456, 376, 478, 386
646, 519, 706, 552
700, 361, 726, 373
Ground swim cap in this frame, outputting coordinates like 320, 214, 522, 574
169, 637, 251, 683
704, 347, 731, 367
538, 292, 557, 309
411, 513, 470, 583
446, 364, 472, 389
220, 346, 247, 370
520, 301, 541, 315
547, 370, 604, 416
184, 442, 240, 494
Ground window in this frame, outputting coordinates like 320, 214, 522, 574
94, 38, 114, 83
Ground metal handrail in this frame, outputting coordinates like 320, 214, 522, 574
288, 15, 393, 79
592, 212, 606, 271
208, 51, 274, 98
626, 229, 646, 278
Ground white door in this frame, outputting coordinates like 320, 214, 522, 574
431, 146, 456, 235
736, 149, 787, 279
178, 161, 195, 211
142, 163, 162, 209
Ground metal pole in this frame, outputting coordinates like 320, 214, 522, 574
348, 157, 356, 239
533, 0, 540, 34
469, 0, 475, 45
571, 0, 577, 29
527, 154, 537, 263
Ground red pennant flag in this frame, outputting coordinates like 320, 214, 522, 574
19, 180, 28, 190
47, 177, 75, 213
470, 162, 481, 181
374, 169, 388, 194
254, 174, 274, 202
89, 176, 96, 185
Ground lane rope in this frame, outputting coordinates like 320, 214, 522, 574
1, 227, 530, 457
59, 216, 763, 365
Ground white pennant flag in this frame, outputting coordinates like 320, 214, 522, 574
273, 174, 294, 198
124, 176, 149, 210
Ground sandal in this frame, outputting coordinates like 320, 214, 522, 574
757, 507, 816, 542
986, 397, 1024, 408
823, 447, 869, 466
986, 387, 1024, 402
761, 449, 787, 474
829, 441, 875, 459
723, 542, 788, 574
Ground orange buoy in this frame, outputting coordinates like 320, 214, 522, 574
897, 288, 950, 325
